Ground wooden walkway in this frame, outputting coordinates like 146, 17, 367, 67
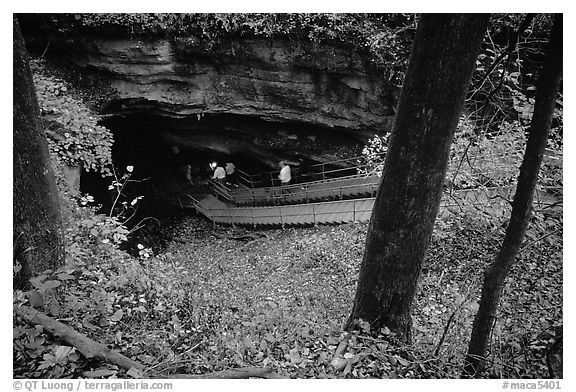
211, 173, 380, 206
180, 153, 561, 227
187, 184, 560, 228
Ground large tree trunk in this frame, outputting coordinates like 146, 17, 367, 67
346, 14, 489, 342
13, 16, 64, 289
464, 14, 563, 376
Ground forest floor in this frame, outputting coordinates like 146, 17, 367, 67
140, 203, 562, 379
14, 202, 562, 379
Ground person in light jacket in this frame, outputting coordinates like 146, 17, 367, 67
278, 161, 291, 185
210, 162, 226, 185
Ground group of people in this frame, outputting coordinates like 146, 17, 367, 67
210, 160, 292, 187
210, 161, 238, 187
170, 144, 292, 188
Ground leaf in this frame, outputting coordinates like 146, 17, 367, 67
110, 309, 124, 322
40, 280, 62, 291
259, 339, 268, 351
396, 355, 409, 366
27, 290, 44, 308
56, 271, 75, 280
289, 347, 302, 364
54, 346, 74, 364
126, 367, 145, 378
330, 356, 347, 371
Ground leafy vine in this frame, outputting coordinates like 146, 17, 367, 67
31, 59, 113, 175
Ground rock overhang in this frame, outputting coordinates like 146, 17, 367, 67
38, 34, 397, 133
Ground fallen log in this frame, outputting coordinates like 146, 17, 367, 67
15, 305, 144, 371
15, 305, 287, 379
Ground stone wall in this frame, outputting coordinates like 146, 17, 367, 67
46, 35, 397, 133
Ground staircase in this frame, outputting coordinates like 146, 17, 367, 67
211, 173, 380, 206
189, 194, 375, 227
181, 153, 559, 228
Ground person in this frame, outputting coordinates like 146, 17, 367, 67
170, 145, 192, 184
278, 161, 291, 185
225, 162, 238, 187
210, 162, 226, 185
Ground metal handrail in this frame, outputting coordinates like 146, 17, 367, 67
190, 183, 561, 227
243, 164, 369, 188
202, 197, 375, 225
235, 169, 255, 188
232, 180, 379, 206
235, 171, 377, 193
219, 172, 380, 206
237, 152, 386, 188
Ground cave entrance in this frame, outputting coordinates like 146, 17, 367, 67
81, 111, 365, 210
81, 113, 276, 215
79, 110, 365, 253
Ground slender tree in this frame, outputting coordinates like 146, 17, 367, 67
464, 14, 562, 376
13, 16, 64, 289
346, 14, 489, 342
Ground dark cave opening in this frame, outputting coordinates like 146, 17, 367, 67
79, 111, 365, 254
82, 111, 365, 208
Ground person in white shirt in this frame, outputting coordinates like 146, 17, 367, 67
278, 161, 291, 185
210, 162, 226, 184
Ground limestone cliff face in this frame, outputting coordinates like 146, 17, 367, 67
50, 35, 397, 132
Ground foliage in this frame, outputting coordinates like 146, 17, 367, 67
30, 59, 113, 175
467, 14, 559, 138
447, 119, 526, 190
360, 115, 561, 196
14, 12, 561, 379
357, 134, 389, 177
14, 198, 561, 378
358, 121, 523, 190
77, 165, 156, 260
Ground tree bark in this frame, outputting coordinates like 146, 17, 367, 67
13, 16, 65, 289
346, 14, 489, 342
464, 14, 562, 376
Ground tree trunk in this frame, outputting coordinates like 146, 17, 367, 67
464, 14, 563, 376
13, 16, 64, 289
346, 14, 489, 342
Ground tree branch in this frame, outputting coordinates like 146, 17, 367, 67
15, 305, 144, 371
470, 14, 536, 95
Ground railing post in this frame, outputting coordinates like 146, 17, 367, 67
312, 204, 317, 226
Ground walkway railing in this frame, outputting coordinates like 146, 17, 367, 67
234, 152, 385, 188
193, 196, 375, 227
210, 173, 380, 206
189, 184, 561, 228
183, 149, 561, 227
